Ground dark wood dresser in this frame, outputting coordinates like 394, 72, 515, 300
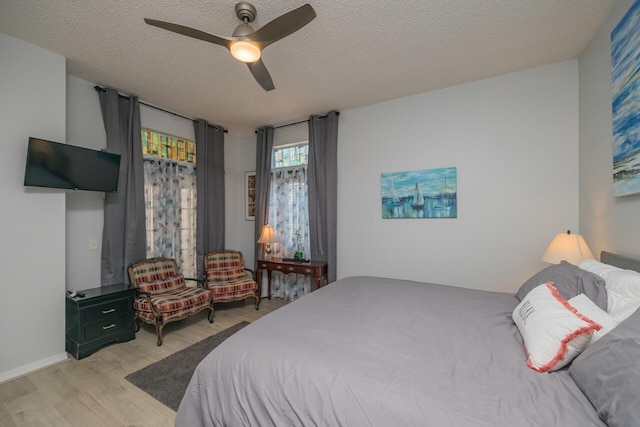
65, 283, 135, 359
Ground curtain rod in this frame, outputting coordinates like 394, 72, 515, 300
275, 119, 309, 129
94, 86, 228, 133
256, 111, 340, 134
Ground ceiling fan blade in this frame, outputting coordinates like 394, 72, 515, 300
250, 4, 316, 49
247, 59, 275, 91
144, 18, 233, 49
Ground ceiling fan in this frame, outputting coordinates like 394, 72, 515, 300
144, 2, 316, 92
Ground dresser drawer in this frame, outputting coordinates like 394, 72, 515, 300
259, 261, 278, 270
284, 264, 315, 274
83, 297, 131, 323
259, 262, 314, 275
84, 314, 131, 342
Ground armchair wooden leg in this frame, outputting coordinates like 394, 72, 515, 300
255, 294, 261, 310
207, 304, 215, 323
155, 324, 164, 346
155, 315, 164, 346
133, 316, 141, 332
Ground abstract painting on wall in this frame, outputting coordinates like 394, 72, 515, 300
611, 0, 640, 197
381, 167, 457, 219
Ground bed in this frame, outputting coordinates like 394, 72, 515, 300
176, 251, 640, 426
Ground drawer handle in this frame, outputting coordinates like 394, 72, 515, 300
289, 267, 295, 271
305, 269, 312, 273
261, 263, 267, 267
276, 266, 282, 270
103, 324, 116, 330
102, 308, 116, 314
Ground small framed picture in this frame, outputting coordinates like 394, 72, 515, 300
245, 171, 256, 220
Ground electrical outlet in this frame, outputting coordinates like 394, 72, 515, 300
89, 239, 98, 250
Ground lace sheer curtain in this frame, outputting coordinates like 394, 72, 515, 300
268, 166, 311, 300
143, 158, 197, 279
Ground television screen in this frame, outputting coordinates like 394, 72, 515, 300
24, 137, 121, 192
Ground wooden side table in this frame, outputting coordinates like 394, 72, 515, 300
256, 258, 328, 300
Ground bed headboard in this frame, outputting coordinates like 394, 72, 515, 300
601, 251, 640, 273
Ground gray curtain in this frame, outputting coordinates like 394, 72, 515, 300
194, 120, 225, 278
98, 88, 146, 285
308, 111, 340, 283
255, 126, 274, 266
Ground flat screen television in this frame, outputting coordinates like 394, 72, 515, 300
24, 137, 121, 192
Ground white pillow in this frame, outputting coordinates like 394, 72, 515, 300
567, 294, 618, 343
512, 282, 601, 372
578, 259, 640, 322
578, 259, 622, 280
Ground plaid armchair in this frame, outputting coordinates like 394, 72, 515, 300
128, 257, 214, 346
204, 250, 260, 310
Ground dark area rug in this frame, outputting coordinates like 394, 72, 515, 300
125, 321, 249, 411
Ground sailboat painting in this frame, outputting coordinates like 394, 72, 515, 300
381, 167, 457, 218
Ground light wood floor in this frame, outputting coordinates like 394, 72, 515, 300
0, 298, 287, 427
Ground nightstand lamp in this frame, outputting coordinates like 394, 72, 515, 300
258, 224, 279, 259
541, 230, 594, 265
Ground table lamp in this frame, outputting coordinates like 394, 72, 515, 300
258, 224, 279, 259
540, 230, 594, 265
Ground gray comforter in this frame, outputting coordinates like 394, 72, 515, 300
176, 276, 605, 426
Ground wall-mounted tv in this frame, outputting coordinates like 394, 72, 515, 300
24, 137, 121, 192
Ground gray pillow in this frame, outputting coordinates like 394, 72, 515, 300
515, 261, 607, 310
569, 307, 640, 427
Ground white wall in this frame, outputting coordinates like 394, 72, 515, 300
274, 121, 308, 147
338, 60, 580, 293
0, 33, 67, 381
65, 76, 107, 290
140, 103, 196, 141
225, 133, 257, 268
579, 0, 640, 260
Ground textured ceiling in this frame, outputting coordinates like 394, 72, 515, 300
0, 1, 614, 135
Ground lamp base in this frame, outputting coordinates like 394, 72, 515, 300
264, 243, 273, 259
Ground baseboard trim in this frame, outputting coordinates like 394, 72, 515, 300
0, 352, 69, 384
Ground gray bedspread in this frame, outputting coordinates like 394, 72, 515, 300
176, 276, 604, 426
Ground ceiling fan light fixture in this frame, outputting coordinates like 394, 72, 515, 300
144, 2, 316, 91
230, 41, 261, 63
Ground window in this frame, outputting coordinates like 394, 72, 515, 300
142, 129, 197, 279
268, 142, 311, 300
142, 129, 196, 163
273, 143, 308, 169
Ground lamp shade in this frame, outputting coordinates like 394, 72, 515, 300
257, 224, 279, 244
540, 230, 594, 265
